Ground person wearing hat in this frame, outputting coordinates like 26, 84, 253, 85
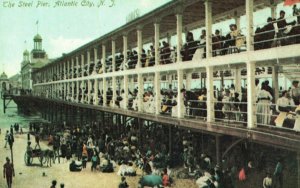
290, 80, 300, 105
3, 157, 15, 188
277, 10, 296, 45
26, 141, 33, 165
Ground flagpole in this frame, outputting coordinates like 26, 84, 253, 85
36, 20, 39, 34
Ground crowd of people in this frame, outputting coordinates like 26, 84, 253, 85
28, 120, 174, 187
19, 118, 294, 188
1, 111, 296, 188
255, 6, 300, 50
75, 76, 299, 131
54, 72, 300, 132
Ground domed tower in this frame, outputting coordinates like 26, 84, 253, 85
0, 71, 9, 92
23, 49, 30, 62
0, 72, 8, 80
34, 34, 42, 50
31, 34, 46, 60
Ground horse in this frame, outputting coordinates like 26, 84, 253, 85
42, 149, 57, 167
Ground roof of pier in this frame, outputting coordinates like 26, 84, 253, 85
37, 0, 283, 71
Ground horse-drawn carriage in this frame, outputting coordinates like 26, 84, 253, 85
24, 148, 58, 167
24, 149, 44, 166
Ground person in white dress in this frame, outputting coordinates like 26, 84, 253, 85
256, 83, 273, 125
222, 90, 231, 119
275, 90, 295, 127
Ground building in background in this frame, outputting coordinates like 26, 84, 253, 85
9, 73, 22, 92
21, 34, 50, 91
0, 71, 9, 93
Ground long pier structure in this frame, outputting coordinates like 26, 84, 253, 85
11, 0, 300, 187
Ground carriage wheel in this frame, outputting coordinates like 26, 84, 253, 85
24, 152, 33, 166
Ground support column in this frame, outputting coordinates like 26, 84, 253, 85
103, 78, 107, 106
246, 0, 254, 52
154, 22, 160, 66
94, 79, 99, 105
271, 5, 277, 19
234, 67, 241, 94
112, 77, 116, 107
137, 27, 143, 68
246, 0, 255, 129
81, 54, 85, 77
166, 33, 171, 45
138, 74, 144, 112
272, 65, 279, 102
216, 135, 221, 165
123, 34, 128, 70
155, 72, 161, 115
124, 75, 129, 109
94, 48, 98, 73
206, 66, 215, 122
67, 60, 70, 79
65, 82, 68, 100
176, 14, 183, 62
205, 0, 212, 58
177, 70, 184, 118
235, 16, 241, 30
112, 39, 116, 72
87, 50, 91, 75
76, 56, 79, 78
62, 62, 67, 80
102, 44, 106, 73
71, 58, 74, 79
88, 80, 91, 104
71, 81, 74, 101
247, 61, 256, 129
186, 72, 192, 90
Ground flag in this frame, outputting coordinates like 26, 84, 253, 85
284, 0, 300, 6
36, 20, 39, 25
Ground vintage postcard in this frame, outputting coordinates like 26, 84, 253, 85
1, 0, 300, 187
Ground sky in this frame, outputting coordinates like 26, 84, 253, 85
0, 0, 297, 77
0, 0, 172, 77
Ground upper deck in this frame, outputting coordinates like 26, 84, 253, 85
29, 0, 300, 151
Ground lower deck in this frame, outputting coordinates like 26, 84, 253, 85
13, 95, 300, 152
